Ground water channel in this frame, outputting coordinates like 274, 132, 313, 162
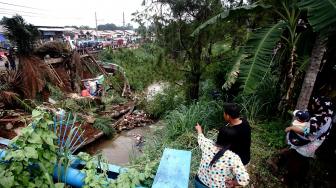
82, 122, 164, 166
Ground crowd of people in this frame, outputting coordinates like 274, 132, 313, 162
193, 96, 334, 187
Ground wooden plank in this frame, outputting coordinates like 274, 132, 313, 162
152, 148, 192, 188
44, 57, 63, 64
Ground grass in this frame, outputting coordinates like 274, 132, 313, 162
142, 85, 185, 119
100, 44, 183, 92
130, 99, 287, 187
248, 120, 287, 187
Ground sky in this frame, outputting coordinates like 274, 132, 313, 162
0, 0, 144, 28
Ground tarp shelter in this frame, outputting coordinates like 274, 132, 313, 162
81, 75, 105, 96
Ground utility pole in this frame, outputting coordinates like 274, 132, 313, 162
123, 11, 125, 35
95, 12, 98, 39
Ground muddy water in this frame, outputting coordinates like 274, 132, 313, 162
83, 122, 164, 166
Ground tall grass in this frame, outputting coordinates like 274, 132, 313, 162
143, 85, 185, 119
165, 100, 224, 139
100, 44, 183, 91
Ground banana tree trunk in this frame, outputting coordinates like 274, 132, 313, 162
186, 41, 202, 102
295, 36, 326, 110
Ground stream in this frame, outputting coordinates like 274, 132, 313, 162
83, 82, 167, 166
82, 121, 164, 166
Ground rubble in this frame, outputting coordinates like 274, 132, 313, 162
115, 110, 154, 131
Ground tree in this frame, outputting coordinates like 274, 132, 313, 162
136, 0, 225, 101
1, 15, 39, 55
295, 0, 336, 110
1, 15, 56, 99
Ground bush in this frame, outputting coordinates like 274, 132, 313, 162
164, 100, 224, 140
93, 117, 115, 137
100, 44, 182, 91
144, 85, 185, 119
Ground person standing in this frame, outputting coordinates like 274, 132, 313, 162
223, 103, 252, 166
8, 48, 16, 70
2, 53, 9, 70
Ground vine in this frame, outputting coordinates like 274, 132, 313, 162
0, 109, 60, 188
77, 152, 157, 188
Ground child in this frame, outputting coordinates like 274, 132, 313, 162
285, 110, 310, 146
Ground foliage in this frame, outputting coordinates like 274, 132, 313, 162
0, 70, 21, 104
298, 0, 336, 32
97, 23, 133, 31
249, 120, 286, 187
191, 3, 271, 37
77, 151, 156, 188
100, 44, 181, 91
0, 15, 39, 55
77, 152, 111, 188
46, 83, 65, 101
240, 22, 285, 94
58, 98, 96, 113
93, 117, 115, 137
110, 162, 156, 188
0, 109, 58, 188
144, 85, 185, 119
222, 53, 244, 90
165, 101, 224, 139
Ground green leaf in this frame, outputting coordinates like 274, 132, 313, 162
42, 135, 54, 146
0, 175, 14, 188
191, 3, 271, 37
222, 53, 245, 90
32, 110, 42, 118
299, 0, 336, 32
28, 132, 42, 144
240, 22, 285, 94
24, 147, 38, 159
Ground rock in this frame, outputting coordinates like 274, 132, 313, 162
5, 123, 13, 130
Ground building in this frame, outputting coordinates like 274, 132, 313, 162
37, 26, 66, 41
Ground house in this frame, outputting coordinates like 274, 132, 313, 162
37, 26, 66, 42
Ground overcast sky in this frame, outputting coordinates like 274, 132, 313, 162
0, 0, 144, 27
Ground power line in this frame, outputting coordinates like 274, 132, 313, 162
0, 12, 39, 18
0, 7, 42, 15
0, 1, 46, 11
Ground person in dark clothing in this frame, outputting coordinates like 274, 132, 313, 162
8, 55, 15, 70
8, 48, 16, 70
223, 103, 251, 165
2, 53, 9, 70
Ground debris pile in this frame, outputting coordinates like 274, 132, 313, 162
115, 110, 154, 131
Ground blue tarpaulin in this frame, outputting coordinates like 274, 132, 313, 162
0, 34, 6, 42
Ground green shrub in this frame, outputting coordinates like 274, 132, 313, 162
100, 44, 182, 91
144, 85, 185, 119
164, 100, 224, 140
93, 117, 115, 137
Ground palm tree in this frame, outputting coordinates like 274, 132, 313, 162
1, 15, 56, 99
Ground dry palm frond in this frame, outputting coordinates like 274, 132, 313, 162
20, 56, 58, 99
4, 70, 21, 86
0, 70, 22, 104
0, 91, 19, 104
